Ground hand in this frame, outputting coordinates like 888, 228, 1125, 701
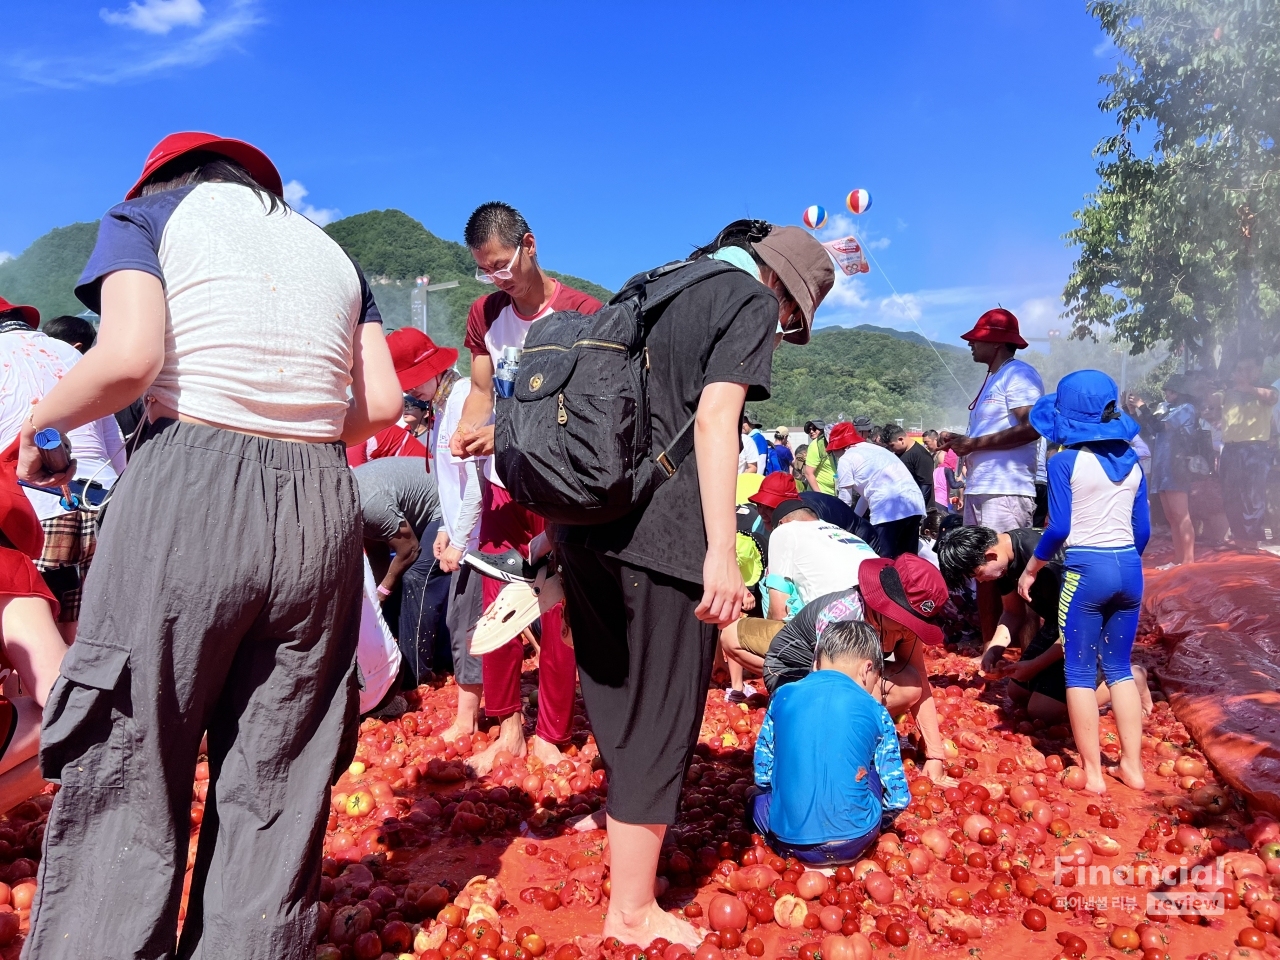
1008, 660, 1037, 684
922, 758, 955, 786
696, 545, 745, 628
979, 645, 1007, 674
439, 545, 464, 573
944, 434, 976, 457
460, 425, 495, 458
528, 531, 551, 564
1016, 568, 1037, 603
741, 588, 757, 612
433, 528, 450, 560
17, 418, 76, 487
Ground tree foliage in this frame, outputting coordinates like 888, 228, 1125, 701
1065, 0, 1280, 368
0, 222, 100, 320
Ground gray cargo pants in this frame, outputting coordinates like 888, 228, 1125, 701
23, 421, 363, 960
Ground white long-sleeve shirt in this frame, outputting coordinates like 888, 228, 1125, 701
431, 378, 482, 553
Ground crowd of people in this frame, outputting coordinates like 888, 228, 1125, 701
0, 131, 1273, 955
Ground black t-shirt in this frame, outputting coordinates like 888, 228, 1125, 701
800, 490, 858, 532
992, 527, 1063, 627
898, 442, 935, 506
557, 268, 777, 583
762, 587, 864, 694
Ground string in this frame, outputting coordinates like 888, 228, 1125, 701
860, 245, 972, 407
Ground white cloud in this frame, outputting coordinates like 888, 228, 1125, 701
12, 0, 260, 88
101, 0, 205, 35
283, 180, 340, 227
1013, 295, 1065, 338
0, 252, 12, 265
1094, 37, 1117, 58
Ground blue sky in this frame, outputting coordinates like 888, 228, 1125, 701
0, 0, 1119, 345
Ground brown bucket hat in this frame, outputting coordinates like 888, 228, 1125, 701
751, 226, 835, 345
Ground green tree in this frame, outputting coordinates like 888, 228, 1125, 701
1064, 0, 1280, 369
0, 222, 100, 320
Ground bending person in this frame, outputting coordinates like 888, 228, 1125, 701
17, 132, 400, 958
1018, 371, 1149, 795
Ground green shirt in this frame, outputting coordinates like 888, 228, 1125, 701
805, 436, 836, 495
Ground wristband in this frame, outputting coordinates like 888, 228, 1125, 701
376, 585, 391, 598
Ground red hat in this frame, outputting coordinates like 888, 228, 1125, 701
0, 297, 39, 329
960, 308, 1028, 349
858, 553, 948, 646
125, 132, 284, 201
386, 328, 459, 391
748, 470, 802, 509
825, 421, 865, 453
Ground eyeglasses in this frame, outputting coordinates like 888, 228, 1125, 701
475, 246, 522, 285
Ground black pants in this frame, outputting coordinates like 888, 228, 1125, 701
557, 545, 717, 825
1220, 441, 1272, 542
25, 422, 363, 960
398, 519, 453, 683
855, 514, 921, 558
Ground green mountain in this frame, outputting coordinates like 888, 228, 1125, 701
0, 207, 981, 430
750, 327, 987, 432
0, 222, 100, 321
324, 209, 613, 366
847, 323, 968, 357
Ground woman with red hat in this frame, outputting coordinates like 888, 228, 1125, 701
16, 132, 402, 958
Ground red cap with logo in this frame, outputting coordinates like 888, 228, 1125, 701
748, 471, 802, 510
386, 328, 458, 391
125, 132, 284, 201
960, 308, 1028, 349
0, 297, 39, 329
858, 553, 948, 646
824, 421, 865, 453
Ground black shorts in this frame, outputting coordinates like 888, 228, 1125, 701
557, 545, 717, 826
1008, 628, 1068, 703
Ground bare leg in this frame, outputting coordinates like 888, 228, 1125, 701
0, 696, 41, 777
1066, 686, 1106, 794
439, 683, 483, 743
1026, 692, 1069, 724
1108, 678, 1146, 791
719, 621, 766, 674
1161, 491, 1195, 565
727, 656, 745, 694
0, 595, 68, 707
602, 817, 701, 948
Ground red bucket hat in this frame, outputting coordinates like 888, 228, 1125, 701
825, 421, 865, 453
0, 297, 39, 329
960, 308, 1028, 349
386, 328, 459, 391
748, 471, 802, 510
858, 553, 948, 646
126, 132, 284, 201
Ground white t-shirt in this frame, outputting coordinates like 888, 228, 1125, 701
739, 431, 767, 474
835, 442, 926, 523
0, 331, 127, 520
964, 358, 1044, 496
765, 519, 879, 606
431, 379, 482, 552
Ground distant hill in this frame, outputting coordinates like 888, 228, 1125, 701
750, 327, 986, 431
0, 222, 100, 321
847, 323, 968, 357
322, 209, 613, 366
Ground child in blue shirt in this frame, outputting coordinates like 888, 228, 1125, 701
751, 620, 909, 864
1019, 370, 1150, 796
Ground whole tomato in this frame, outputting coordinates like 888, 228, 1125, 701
708, 894, 748, 932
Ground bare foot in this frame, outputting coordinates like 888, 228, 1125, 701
1083, 771, 1108, 796
438, 721, 479, 745
529, 735, 566, 769
603, 900, 703, 950
1108, 760, 1146, 792
468, 716, 527, 777
1133, 665, 1154, 718
568, 809, 607, 833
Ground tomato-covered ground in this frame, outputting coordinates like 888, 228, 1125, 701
0, 536, 1277, 959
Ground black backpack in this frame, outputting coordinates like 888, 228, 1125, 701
493, 257, 739, 524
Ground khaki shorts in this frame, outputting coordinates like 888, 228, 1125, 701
963, 493, 1035, 533
736, 617, 786, 657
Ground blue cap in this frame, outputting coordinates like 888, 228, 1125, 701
1029, 369, 1141, 446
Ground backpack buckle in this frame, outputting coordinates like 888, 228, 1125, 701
655, 451, 677, 477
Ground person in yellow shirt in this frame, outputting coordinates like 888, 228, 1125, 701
1219, 356, 1279, 550
803, 419, 837, 495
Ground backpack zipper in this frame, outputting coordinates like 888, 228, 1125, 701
575, 338, 626, 351
557, 394, 567, 425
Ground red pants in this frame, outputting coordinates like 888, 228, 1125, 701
478, 481, 576, 744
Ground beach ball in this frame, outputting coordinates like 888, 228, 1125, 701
802, 205, 827, 230
846, 189, 872, 214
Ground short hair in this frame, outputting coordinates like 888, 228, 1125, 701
0, 308, 26, 324
464, 201, 531, 251
922, 429, 939, 441
140, 151, 283, 214
816, 620, 883, 673
936, 525, 999, 588
42, 315, 97, 352
881, 424, 906, 444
